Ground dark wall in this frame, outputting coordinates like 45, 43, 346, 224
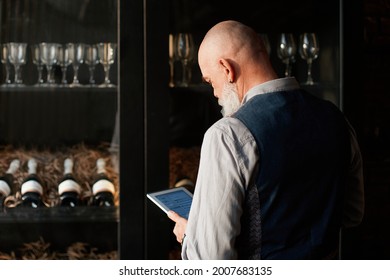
343, 0, 390, 260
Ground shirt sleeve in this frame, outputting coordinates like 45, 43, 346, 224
342, 120, 365, 228
181, 118, 258, 259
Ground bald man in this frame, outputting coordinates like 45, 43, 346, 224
168, 20, 364, 260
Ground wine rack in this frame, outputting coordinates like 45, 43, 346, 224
0, 0, 120, 259
0, 206, 118, 257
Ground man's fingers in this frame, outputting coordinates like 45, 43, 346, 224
168, 211, 188, 245
167, 210, 181, 222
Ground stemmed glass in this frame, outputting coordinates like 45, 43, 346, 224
85, 44, 99, 86
58, 44, 73, 86
97, 42, 117, 87
175, 33, 195, 87
299, 33, 320, 85
168, 34, 175, 87
39, 42, 60, 86
277, 33, 296, 77
1, 44, 12, 86
31, 44, 45, 86
68, 43, 86, 87
8, 42, 27, 86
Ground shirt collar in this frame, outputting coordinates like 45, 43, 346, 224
242, 77, 300, 104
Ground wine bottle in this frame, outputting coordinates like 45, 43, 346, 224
20, 158, 45, 208
58, 158, 81, 207
91, 158, 115, 207
174, 176, 195, 193
0, 159, 20, 209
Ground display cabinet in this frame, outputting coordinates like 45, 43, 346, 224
0, 0, 363, 260
164, 0, 363, 259
168, 0, 345, 107
0, 0, 121, 259
123, 0, 363, 260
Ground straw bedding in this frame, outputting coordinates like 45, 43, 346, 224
169, 146, 200, 188
0, 238, 118, 260
0, 144, 201, 259
0, 142, 119, 207
0, 143, 119, 259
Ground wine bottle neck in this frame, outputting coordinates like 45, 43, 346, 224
6, 159, 20, 175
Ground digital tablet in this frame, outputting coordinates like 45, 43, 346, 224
147, 187, 193, 219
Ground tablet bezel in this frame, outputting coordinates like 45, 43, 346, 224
147, 187, 193, 218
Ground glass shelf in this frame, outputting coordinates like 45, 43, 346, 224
0, 85, 117, 93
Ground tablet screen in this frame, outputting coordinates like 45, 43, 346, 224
147, 187, 193, 219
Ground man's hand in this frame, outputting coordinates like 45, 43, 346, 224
167, 211, 188, 244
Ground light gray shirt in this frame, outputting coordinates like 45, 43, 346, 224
181, 77, 364, 260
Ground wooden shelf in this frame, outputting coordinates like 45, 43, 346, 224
0, 206, 118, 223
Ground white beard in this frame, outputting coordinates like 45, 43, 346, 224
218, 82, 241, 117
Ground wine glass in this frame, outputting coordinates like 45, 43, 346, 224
8, 42, 27, 86
0, 44, 12, 86
168, 34, 176, 87
299, 33, 320, 85
175, 33, 195, 87
97, 42, 117, 88
277, 33, 296, 77
31, 44, 45, 86
68, 43, 86, 87
39, 42, 61, 86
85, 44, 99, 86
58, 44, 73, 86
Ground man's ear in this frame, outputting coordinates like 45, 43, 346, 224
219, 58, 235, 83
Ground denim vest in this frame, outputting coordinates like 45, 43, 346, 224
233, 89, 350, 259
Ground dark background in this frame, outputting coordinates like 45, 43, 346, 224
0, 0, 388, 259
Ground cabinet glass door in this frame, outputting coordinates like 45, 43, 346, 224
169, 0, 342, 107
165, 0, 343, 259
0, 0, 119, 259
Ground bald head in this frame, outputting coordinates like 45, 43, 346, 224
198, 20, 277, 101
199, 20, 264, 62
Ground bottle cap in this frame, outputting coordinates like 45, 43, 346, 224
64, 158, 74, 175
27, 158, 38, 175
96, 158, 107, 174
6, 159, 20, 174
